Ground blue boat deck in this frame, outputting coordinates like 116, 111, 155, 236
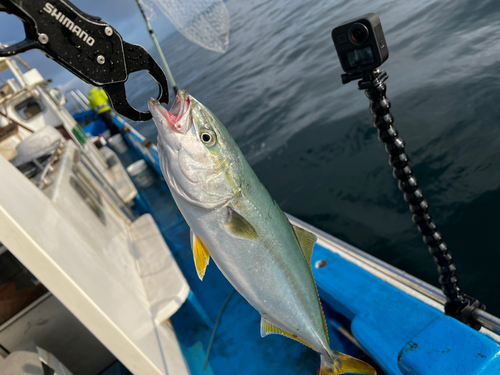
84, 113, 500, 375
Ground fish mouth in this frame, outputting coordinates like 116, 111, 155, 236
148, 89, 191, 134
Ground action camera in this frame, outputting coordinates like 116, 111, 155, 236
332, 13, 388, 74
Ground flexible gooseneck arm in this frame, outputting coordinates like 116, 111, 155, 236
346, 69, 485, 329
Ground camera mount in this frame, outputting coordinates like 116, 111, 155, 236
332, 14, 486, 329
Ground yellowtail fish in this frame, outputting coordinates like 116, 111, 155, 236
148, 90, 376, 375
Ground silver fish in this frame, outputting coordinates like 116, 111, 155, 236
149, 90, 376, 375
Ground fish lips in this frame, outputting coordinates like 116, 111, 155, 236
148, 90, 191, 137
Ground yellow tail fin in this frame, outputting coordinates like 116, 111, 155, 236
320, 352, 376, 375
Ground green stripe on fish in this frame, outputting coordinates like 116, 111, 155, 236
149, 91, 376, 375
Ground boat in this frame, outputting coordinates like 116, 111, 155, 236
0, 48, 500, 375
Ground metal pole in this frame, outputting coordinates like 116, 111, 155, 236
134, 0, 178, 95
14, 55, 32, 71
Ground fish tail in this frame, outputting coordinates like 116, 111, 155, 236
319, 351, 376, 375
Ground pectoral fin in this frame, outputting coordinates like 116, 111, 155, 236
224, 207, 259, 240
260, 316, 314, 350
190, 230, 210, 281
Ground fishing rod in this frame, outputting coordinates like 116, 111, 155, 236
134, 0, 179, 96
331, 13, 485, 330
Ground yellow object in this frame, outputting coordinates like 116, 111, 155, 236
320, 352, 377, 375
88, 87, 111, 114
192, 235, 210, 280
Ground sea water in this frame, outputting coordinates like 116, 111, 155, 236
127, 0, 500, 316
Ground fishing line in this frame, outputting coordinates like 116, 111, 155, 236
203, 288, 236, 370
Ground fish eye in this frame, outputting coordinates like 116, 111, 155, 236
200, 129, 216, 147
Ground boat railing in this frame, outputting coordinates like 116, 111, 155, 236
33, 140, 63, 188
13, 139, 63, 188
65, 89, 90, 113
0, 79, 21, 105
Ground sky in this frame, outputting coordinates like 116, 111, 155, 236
0, 0, 177, 91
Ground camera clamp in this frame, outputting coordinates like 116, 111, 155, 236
332, 14, 486, 329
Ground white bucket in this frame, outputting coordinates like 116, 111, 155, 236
108, 134, 127, 154
126, 160, 154, 188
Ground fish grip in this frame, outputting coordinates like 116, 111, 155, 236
102, 41, 169, 122
0, 0, 169, 122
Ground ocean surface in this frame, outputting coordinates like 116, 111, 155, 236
126, 0, 500, 317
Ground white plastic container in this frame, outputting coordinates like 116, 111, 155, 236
108, 134, 127, 154
126, 160, 154, 188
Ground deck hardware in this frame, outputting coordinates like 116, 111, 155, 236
315, 259, 328, 269
141, 139, 153, 149
332, 13, 485, 330
104, 26, 113, 36
96, 55, 105, 65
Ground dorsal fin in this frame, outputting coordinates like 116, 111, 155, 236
260, 316, 315, 350
291, 224, 329, 345
292, 225, 317, 264
190, 230, 210, 280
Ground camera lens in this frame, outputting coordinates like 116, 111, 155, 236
348, 23, 369, 45
352, 29, 364, 42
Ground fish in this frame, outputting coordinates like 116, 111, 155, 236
148, 90, 376, 375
